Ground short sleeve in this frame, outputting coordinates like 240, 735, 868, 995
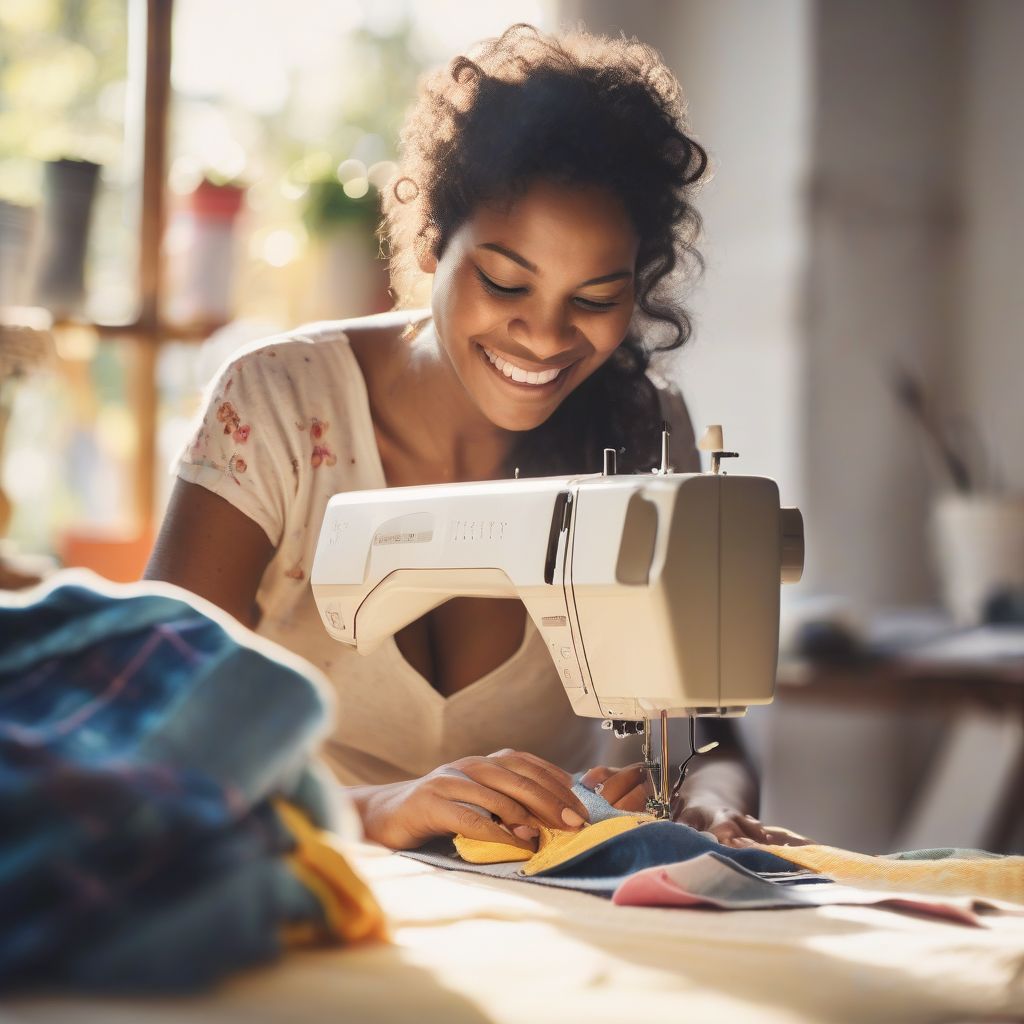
175, 341, 301, 546
655, 381, 701, 473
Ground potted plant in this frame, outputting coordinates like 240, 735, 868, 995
166, 175, 247, 325
297, 162, 390, 321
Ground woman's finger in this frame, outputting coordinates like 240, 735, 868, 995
495, 751, 587, 816
430, 774, 536, 832
675, 804, 713, 832
730, 813, 769, 841
435, 799, 536, 851
707, 819, 747, 845
579, 765, 616, 791
460, 757, 589, 827
503, 749, 574, 788
758, 824, 815, 847
487, 753, 593, 823
606, 780, 650, 812
596, 764, 647, 806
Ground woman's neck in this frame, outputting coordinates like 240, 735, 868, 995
366, 320, 516, 485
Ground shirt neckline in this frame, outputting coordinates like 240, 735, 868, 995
337, 329, 535, 705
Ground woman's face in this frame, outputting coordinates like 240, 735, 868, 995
425, 179, 639, 432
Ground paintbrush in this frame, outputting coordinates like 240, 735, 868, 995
891, 366, 973, 493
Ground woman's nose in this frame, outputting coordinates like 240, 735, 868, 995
508, 307, 577, 359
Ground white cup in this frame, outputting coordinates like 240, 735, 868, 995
931, 494, 1024, 624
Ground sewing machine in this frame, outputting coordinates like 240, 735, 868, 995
311, 425, 804, 817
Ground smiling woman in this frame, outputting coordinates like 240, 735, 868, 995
145, 24, 765, 857
384, 24, 708, 476
422, 179, 640, 436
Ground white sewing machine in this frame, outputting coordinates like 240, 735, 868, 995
311, 426, 803, 816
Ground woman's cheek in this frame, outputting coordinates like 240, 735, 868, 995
589, 310, 633, 359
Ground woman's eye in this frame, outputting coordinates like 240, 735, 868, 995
475, 267, 526, 297
574, 297, 619, 312
475, 266, 619, 311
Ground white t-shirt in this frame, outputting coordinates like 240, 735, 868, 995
175, 319, 699, 786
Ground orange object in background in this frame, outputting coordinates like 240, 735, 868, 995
59, 526, 155, 583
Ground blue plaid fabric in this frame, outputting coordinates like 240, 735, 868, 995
0, 575, 338, 992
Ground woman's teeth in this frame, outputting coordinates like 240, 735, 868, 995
482, 347, 563, 386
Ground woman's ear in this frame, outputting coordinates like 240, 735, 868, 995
417, 249, 438, 274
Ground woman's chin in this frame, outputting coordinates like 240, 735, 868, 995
478, 404, 554, 434
468, 357, 577, 432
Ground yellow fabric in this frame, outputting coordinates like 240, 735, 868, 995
757, 843, 1024, 905
455, 814, 652, 876
275, 799, 389, 946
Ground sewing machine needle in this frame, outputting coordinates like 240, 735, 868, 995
660, 709, 670, 811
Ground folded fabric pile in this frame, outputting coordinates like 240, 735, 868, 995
0, 573, 385, 993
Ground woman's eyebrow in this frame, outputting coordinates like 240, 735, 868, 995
478, 243, 537, 272
578, 270, 633, 287
477, 243, 633, 287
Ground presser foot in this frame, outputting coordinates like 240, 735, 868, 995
641, 712, 675, 819
644, 797, 673, 819
642, 758, 672, 819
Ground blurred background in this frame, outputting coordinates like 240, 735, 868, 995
0, 0, 1021, 853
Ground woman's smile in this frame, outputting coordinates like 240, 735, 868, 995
473, 342, 577, 394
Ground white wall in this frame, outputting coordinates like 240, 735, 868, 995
802, 0, 965, 608
960, 0, 1024, 494
558, 0, 812, 514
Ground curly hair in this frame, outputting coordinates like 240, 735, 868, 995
382, 24, 709, 476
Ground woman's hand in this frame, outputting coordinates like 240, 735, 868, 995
579, 763, 813, 848
351, 749, 590, 851
673, 803, 814, 848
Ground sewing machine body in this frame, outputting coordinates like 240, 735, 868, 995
311, 470, 800, 721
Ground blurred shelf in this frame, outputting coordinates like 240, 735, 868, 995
778, 629, 1024, 711
50, 316, 227, 342
0, 306, 56, 377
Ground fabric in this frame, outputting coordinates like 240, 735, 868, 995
405, 785, 795, 894
611, 851, 1013, 927
174, 315, 702, 786
455, 813, 648, 871
275, 799, 387, 946
0, 574, 384, 992
755, 842, 1024, 905
886, 847, 1004, 861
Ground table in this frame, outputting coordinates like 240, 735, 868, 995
9, 841, 1024, 1024
776, 620, 1024, 852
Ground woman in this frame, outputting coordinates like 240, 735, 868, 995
147, 24, 775, 853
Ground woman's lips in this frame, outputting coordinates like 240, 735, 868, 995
475, 343, 575, 391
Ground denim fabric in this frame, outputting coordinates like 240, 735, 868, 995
0, 576, 340, 991
404, 786, 796, 895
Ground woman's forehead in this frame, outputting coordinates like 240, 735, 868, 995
464, 181, 639, 269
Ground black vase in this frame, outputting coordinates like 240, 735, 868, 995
33, 158, 101, 317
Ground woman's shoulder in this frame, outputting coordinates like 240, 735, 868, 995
224, 320, 352, 374
216, 310, 424, 393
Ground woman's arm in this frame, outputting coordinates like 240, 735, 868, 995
145, 478, 274, 628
